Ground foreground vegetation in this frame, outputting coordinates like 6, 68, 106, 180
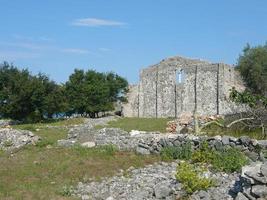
162, 141, 249, 194
0, 122, 160, 200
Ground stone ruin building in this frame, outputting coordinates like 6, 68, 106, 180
123, 56, 246, 118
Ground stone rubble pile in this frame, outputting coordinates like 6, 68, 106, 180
73, 161, 241, 200
236, 162, 267, 199
166, 112, 222, 134
0, 128, 39, 151
58, 116, 117, 147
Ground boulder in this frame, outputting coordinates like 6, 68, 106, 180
153, 181, 172, 199
251, 185, 267, 198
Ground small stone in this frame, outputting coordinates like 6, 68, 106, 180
214, 135, 222, 141
57, 139, 76, 147
222, 136, 230, 145
235, 192, 249, 200
260, 162, 267, 177
258, 140, 267, 149
239, 136, 251, 146
244, 151, 258, 162
136, 146, 150, 155
81, 141, 96, 148
198, 190, 210, 199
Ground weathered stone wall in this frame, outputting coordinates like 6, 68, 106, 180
123, 56, 246, 117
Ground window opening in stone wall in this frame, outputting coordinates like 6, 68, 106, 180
176, 69, 185, 84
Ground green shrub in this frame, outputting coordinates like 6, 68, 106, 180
211, 148, 248, 173
192, 141, 248, 173
160, 142, 192, 161
175, 161, 214, 194
192, 141, 215, 163
60, 185, 73, 196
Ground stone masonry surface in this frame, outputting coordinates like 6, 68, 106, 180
123, 56, 247, 118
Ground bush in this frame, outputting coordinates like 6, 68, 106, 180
160, 142, 192, 161
212, 148, 248, 173
60, 185, 73, 196
192, 141, 248, 173
175, 161, 214, 194
192, 141, 215, 163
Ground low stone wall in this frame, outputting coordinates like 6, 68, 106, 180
0, 128, 39, 151
59, 126, 267, 162
136, 133, 267, 161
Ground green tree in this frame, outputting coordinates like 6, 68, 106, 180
236, 43, 267, 95
0, 62, 67, 122
65, 69, 128, 118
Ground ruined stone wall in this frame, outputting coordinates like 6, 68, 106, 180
123, 56, 246, 118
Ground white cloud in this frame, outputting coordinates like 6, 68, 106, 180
71, 18, 126, 27
61, 48, 90, 54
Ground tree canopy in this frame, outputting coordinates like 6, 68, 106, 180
65, 69, 128, 118
0, 62, 128, 122
236, 43, 267, 96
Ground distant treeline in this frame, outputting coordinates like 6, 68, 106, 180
0, 62, 128, 122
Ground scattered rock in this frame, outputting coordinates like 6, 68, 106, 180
0, 128, 39, 151
235, 192, 249, 200
73, 161, 240, 200
57, 139, 76, 147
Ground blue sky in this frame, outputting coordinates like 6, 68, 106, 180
0, 0, 266, 84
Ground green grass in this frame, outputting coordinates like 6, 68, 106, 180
0, 120, 161, 200
202, 124, 266, 140
13, 117, 85, 131
96, 117, 171, 133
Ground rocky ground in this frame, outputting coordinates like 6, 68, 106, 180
0, 128, 39, 151
73, 160, 267, 200
73, 161, 242, 200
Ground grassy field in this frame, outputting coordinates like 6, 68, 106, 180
0, 120, 161, 200
202, 124, 266, 140
96, 117, 171, 133
96, 117, 266, 139
13, 117, 85, 131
